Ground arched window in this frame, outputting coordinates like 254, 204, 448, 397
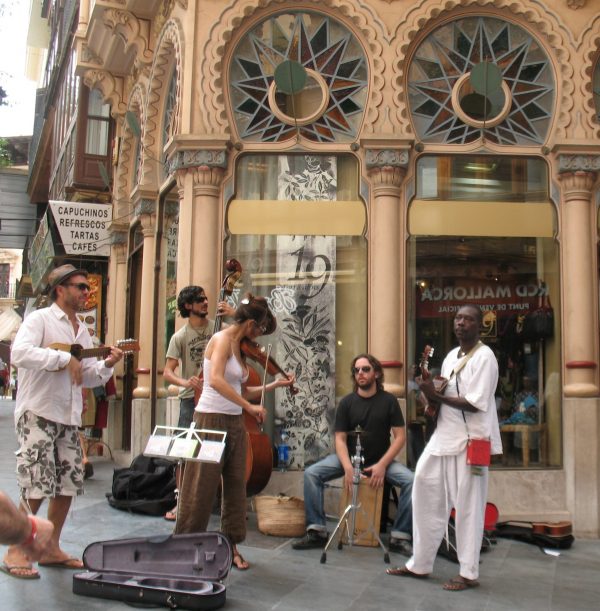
407, 16, 554, 145
229, 12, 368, 143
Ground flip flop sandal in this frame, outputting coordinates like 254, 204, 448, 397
164, 509, 177, 521
232, 552, 249, 571
38, 557, 84, 569
0, 562, 41, 580
443, 577, 480, 591
386, 566, 429, 578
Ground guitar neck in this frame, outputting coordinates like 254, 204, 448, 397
78, 346, 112, 359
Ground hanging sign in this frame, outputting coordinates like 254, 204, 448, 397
49, 201, 113, 256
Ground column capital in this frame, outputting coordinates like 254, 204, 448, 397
365, 148, 410, 170
134, 198, 157, 218
108, 225, 128, 262
366, 149, 408, 190
108, 225, 128, 246
191, 165, 226, 194
167, 149, 228, 174
557, 170, 597, 201
133, 199, 156, 234
558, 154, 600, 174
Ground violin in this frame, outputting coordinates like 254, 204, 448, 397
240, 338, 298, 396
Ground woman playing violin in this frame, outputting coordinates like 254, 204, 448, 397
175, 293, 295, 570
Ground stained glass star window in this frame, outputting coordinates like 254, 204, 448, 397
408, 17, 554, 145
230, 12, 368, 143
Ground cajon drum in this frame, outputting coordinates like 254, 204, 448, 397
338, 477, 383, 547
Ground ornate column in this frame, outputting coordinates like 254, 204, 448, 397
132, 197, 158, 399
169, 148, 228, 306
107, 225, 128, 348
106, 225, 128, 451
557, 156, 599, 396
365, 149, 410, 395
557, 154, 600, 537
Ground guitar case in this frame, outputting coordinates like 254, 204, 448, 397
73, 532, 232, 610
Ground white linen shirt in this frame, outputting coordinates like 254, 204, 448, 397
427, 343, 502, 456
11, 303, 114, 427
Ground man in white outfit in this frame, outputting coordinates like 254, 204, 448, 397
387, 304, 501, 591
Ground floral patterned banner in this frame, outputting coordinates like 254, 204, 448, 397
272, 155, 338, 468
273, 236, 337, 469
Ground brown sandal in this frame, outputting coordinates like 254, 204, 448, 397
443, 576, 480, 591
386, 566, 429, 578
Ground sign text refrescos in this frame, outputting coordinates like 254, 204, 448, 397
49, 201, 113, 257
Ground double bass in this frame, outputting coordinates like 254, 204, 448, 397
241, 338, 298, 496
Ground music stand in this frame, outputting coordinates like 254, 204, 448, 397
320, 427, 390, 564
144, 423, 228, 528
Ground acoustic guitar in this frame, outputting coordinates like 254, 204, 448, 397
49, 339, 140, 360
418, 345, 447, 422
531, 520, 573, 537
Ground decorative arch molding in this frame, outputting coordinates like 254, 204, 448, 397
578, 14, 600, 139
83, 69, 127, 117
114, 83, 146, 222
141, 18, 184, 192
200, 0, 387, 137
103, 8, 154, 65
392, 0, 575, 142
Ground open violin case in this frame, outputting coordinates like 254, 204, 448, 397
73, 532, 232, 610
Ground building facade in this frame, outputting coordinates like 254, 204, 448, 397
70, 0, 600, 535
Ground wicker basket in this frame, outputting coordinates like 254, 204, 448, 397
255, 495, 305, 537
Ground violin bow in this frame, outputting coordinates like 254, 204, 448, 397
259, 343, 273, 412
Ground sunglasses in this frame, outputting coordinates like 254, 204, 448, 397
194, 296, 208, 303
64, 282, 90, 292
352, 365, 372, 374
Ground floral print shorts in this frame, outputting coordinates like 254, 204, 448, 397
16, 411, 84, 499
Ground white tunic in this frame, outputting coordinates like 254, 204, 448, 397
406, 341, 501, 581
12, 303, 114, 427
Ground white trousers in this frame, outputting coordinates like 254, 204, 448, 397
406, 448, 488, 580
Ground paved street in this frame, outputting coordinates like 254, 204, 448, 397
1, 396, 599, 610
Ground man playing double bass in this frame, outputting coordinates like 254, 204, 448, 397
162, 285, 234, 521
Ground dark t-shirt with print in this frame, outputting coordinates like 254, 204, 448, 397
334, 389, 404, 467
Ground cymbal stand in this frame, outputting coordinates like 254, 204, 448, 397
320, 431, 390, 564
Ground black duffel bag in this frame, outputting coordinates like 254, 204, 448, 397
106, 454, 176, 516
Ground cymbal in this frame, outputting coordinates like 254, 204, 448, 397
347, 427, 369, 437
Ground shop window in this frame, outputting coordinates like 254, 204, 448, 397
407, 155, 561, 470
229, 12, 368, 143
407, 16, 554, 145
224, 154, 366, 469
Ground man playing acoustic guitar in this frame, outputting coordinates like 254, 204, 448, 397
387, 304, 502, 591
2, 265, 123, 580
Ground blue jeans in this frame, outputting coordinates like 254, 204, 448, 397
177, 397, 196, 428
303, 453, 414, 540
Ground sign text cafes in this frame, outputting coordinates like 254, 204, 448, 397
49, 201, 113, 257
418, 282, 548, 317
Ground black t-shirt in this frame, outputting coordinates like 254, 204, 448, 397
334, 389, 405, 467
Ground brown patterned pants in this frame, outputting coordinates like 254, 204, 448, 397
175, 411, 248, 544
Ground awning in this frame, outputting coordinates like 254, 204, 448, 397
0, 308, 22, 341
